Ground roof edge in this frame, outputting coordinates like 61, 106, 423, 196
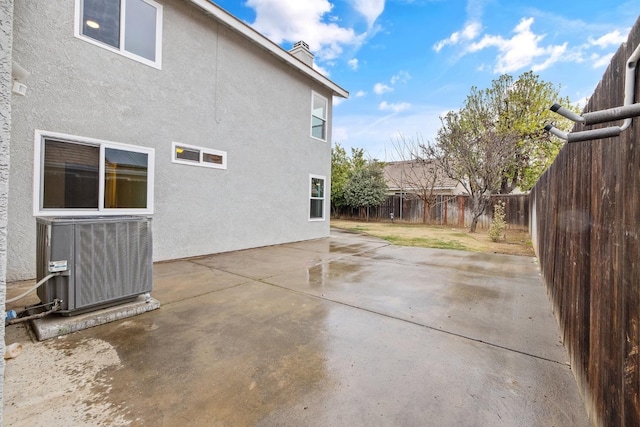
187, 0, 349, 99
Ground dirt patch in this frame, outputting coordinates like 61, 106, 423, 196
331, 219, 534, 257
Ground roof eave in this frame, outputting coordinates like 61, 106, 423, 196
186, 0, 349, 99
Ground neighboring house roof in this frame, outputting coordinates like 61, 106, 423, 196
384, 160, 460, 192
188, 0, 349, 99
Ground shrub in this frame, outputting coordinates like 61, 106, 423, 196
489, 201, 506, 242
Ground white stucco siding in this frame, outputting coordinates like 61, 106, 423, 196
8, 0, 334, 280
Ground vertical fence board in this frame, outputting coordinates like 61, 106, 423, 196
334, 194, 529, 230
530, 19, 640, 427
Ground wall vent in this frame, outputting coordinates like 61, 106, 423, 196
36, 216, 153, 315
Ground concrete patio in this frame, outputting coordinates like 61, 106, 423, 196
3, 228, 588, 426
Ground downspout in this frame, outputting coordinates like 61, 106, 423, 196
545, 42, 640, 142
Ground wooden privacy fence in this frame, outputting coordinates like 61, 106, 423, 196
530, 19, 640, 427
334, 194, 528, 230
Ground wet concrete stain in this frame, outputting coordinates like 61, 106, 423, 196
359, 246, 534, 279
445, 282, 503, 302
4, 230, 587, 426
54, 283, 333, 425
326, 242, 371, 254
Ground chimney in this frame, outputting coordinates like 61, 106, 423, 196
289, 40, 314, 67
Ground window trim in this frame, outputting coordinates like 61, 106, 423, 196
171, 142, 227, 170
33, 130, 155, 216
310, 92, 328, 142
74, 0, 163, 69
309, 174, 326, 221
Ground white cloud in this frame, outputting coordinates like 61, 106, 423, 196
433, 21, 482, 52
332, 126, 349, 144
348, 58, 359, 70
391, 70, 411, 84
467, 17, 568, 73
591, 52, 615, 68
379, 101, 411, 113
246, 0, 361, 61
531, 43, 567, 72
313, 63, 330, 76
589, 29, 627, 48
333, 96, 345, 107
356, 90, 367, 97
374, 83, 393, 94
575, 96, 589, 110
332, 104, 447, 161
353, 0, 385, 28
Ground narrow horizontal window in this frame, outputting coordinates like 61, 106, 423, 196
172, 142, 227, 170
176, 147, 200, 162
203, 153, 224, 165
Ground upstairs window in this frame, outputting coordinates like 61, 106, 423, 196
75, 0, 163, 68
309, 175, 325, 221
34, 131, 154, 216
311, 92, 328, 141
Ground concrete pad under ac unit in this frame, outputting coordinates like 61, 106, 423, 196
30, 296, 160, 341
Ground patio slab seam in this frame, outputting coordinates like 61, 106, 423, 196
157, 280, 253, 307
187, 251, 385, 283
259, 278, 569, 366
279, 245, 392, 263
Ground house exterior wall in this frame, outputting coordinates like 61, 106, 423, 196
0, 0, 13, 418
9, 0, 335, 280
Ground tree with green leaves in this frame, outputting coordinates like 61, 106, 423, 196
431, 98, 516, 233
344, 161, 388, 221
331, 144, 367, 215
331, 143, 350, 214
424, 71, 575, 232
485, 71, 575, 192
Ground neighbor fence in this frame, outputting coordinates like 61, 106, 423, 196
530, 19, 640, 427
334, 194, 528, 230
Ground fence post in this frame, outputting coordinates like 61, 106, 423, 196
457, 196, 464, 227
443, 196, 448, 225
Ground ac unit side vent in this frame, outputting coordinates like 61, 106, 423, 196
36, 216, 153, 315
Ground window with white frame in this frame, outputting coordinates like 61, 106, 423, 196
311, 92, 328, 141
33, 131, 154, 216
309, 175, 325, 220
171, 142, 227, 169
75, 0, 163, 68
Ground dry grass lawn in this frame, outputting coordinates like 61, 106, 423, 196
331, 219, 535, 257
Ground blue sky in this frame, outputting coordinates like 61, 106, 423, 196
212, 0, 638, 160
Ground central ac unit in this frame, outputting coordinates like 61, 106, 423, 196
36, 216, 153, 315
